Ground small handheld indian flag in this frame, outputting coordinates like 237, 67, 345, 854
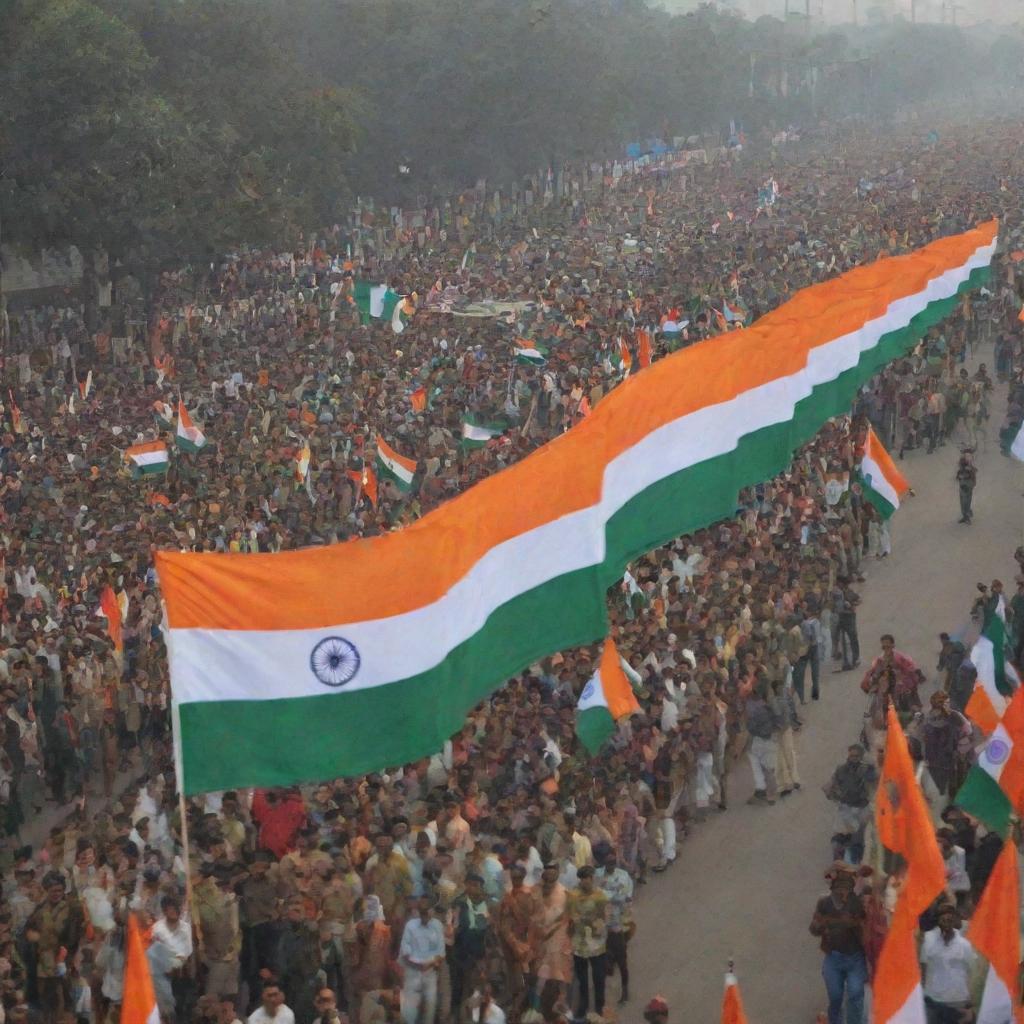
616, 337, 633, 375
175, 401, 207, 453
857, 427, 910, 519
461, 414, 505, 450
376, 437, 416, 494
391, 295, 415, 335
957, 683, 1024, 834
294, 443, 311, 484
354, 281, 393, 323
966, 596, 1020, 734
659, 315, 688, 340
636, 329, 653, 368
153, 401, 174, 430
721, 965, 749, 1024
122, 914, 159, 1024
575, 637, 641, 755
514, 342, 548, 366
126, 441, 169, 477
410, 386, 428, 413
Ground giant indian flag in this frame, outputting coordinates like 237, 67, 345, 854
156, 221, 997, 793
857, 426, 909, 518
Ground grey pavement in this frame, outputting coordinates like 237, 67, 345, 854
627, 361, 1021, 1022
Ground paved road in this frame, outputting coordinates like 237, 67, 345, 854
626, 364, 1022, 1022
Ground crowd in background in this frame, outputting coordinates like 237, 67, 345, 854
0, 119, 1023, 1024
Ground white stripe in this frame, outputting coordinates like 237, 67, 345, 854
369, 286, 388, 319
976, 966, 1012, 1024
131, 450, 169, 467
971, 636, 1009, 719
168, 241, 994, 707
861, 451, 900, 510
1012, 422, 1024, 463
577, 669, 610, 712
462, 423, 501, 441
979, 722, 1014, 784
146, 1006, 161, 1024
378, 450, 414, 484
884, 982, 927, 1024
516, 347, 544, 359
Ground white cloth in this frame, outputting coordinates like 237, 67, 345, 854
248, 1007, 296, 1024
401, 965, 438, 1024
920, 929, 975, 1004
152, 915, 194, 968
399, 917, 446, 966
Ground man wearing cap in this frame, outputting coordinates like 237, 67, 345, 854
25, 870, 85, 1024
451, 873, 490, 1014
809, 869, 866, 1024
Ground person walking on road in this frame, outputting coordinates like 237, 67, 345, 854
955, 453, 977, 524
809, 870, 867, 1024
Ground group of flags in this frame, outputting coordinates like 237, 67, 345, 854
127, 401, 208, 478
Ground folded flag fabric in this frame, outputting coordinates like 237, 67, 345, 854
957, 684, 1024, 835
968, 839, 1022, 1024
126, 441, 168, 476
721, 971, 748, 1024
966, 596, 1019, 734
576, 637, 641, 754
874, 706, 946, 1024
156, 222, 997, 794
98, 585, 125, 653
514, 343, 548, 366
294, 443, 311, 484
376, 438, 416, 493
122, 915, 159, 1024
722, 299, 746, 324
346, 464, 379, 508
153, 401, 174, 430
175, 402, 207, 453
391, 296, 415, 335
78, 370, 93, 400
616, 338, 633, 374
636, 329, 653, 368
1010, 419, 1024, 462
461, 414, 506, 450
410, 386, 428, 413
660, 315, 688, 338
858, 426, 910, 518
354, 281, 401, 326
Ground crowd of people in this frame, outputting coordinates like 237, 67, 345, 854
0, 117, 1023, 1024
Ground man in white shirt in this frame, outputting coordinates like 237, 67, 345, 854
152, 894, 194, 1018
399, 896, 446, 1024
247, 984, 295, 1024
920, 906, 976, 1023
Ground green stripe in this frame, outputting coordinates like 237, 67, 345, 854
955, 764, 1012, 835
858, 474, 897, 519
600, 266, 988, 579
133, 462, 168, 477
179, 266, 989, 793
175, 437, 205, 454
178, 566, 607, 792
576, 705, 615, 756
